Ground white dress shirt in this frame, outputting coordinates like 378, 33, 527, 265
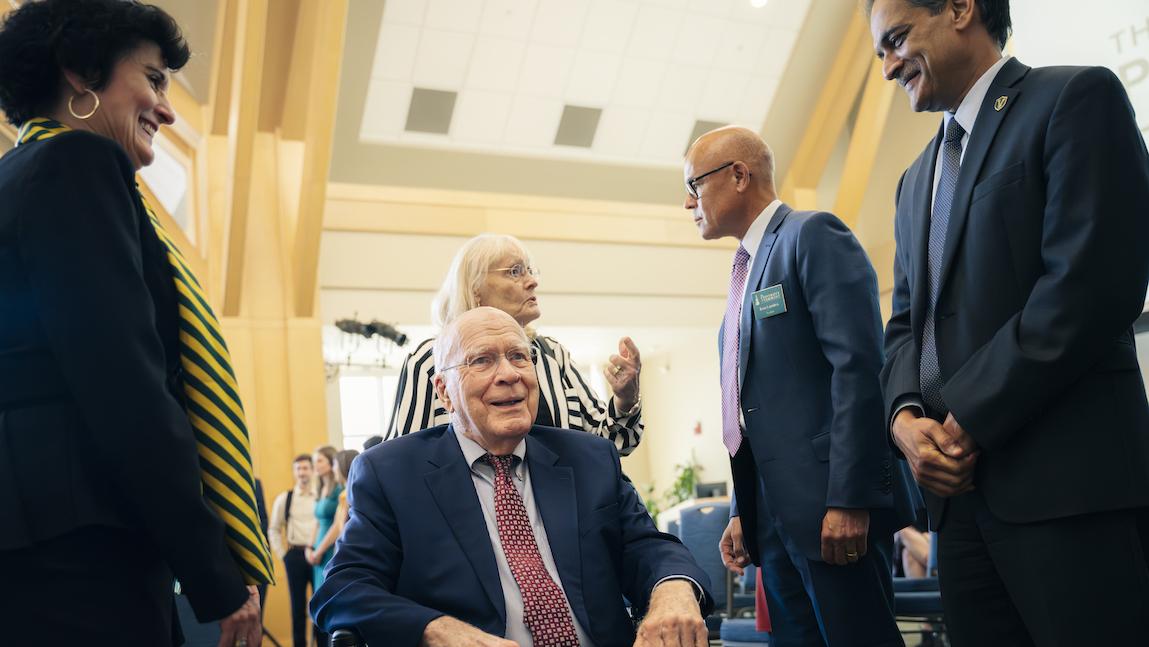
453, 430, 704, 645
930, 55, 1011, 204
736, 198, 784, 431
269, 483, 318, 560
454, 431, 595, 647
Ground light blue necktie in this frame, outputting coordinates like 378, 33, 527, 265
920, 118, 966, 413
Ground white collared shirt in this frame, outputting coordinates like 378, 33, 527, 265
733, 198, 783, 431
739, 198, 784, 303
453, 430, 706, 644
931, 55, 1011, 203
268, 483, 318, 560
453, 431, 595, 647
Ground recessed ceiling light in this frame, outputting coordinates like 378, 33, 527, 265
750, 0, 769, 7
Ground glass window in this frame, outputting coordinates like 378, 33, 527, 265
338, 374, 398, 451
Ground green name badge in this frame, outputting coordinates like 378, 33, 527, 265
751, 284, 787, 320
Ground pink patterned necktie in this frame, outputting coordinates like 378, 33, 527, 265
483, 453, 580, 647
722, 245, 751, 456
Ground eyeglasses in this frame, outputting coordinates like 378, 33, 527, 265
440, 346, 539, 374
491, 263, 540, 281
686, 161, 736, 199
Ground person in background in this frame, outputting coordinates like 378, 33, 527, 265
869, 0, 1149, 643
268, 455, 319, 647
310, 449, 359, 573
312, 307, 713, 646
306, 445, 339, 646
362, 435, 383, 451
0, 1, 269, 645
385, 234, 644, 456
894, 525, 931, 579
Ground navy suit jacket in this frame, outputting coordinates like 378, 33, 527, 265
881, 59, 1149, 528
724, 204, 918, 563
311, 424, 713, 647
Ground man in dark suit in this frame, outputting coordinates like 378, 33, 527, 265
684, 126, 917, 647
311, 307, 713, 647
869, 0, 1149, 644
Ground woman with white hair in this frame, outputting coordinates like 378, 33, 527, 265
384, 234, 644, 454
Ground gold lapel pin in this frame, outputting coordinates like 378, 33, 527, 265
994, 95, 1008, 111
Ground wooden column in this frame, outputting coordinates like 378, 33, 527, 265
190, 0, 350, 639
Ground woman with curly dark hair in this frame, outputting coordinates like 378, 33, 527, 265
0, 1, 270, 645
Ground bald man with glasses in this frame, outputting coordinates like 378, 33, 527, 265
685, 126, 918, 647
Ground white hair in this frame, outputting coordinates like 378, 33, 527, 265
431, 307, 531, 420
431, 234, 535, 329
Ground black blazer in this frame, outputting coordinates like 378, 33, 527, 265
881, 58, 1149, 527
0, 131, 247, 620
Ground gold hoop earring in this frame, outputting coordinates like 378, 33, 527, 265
67, 89, 100, 120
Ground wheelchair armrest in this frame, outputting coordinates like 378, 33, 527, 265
330, 628, 365, 647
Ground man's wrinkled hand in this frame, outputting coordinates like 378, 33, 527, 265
420, 616, 518, 647
892, 409, 977, 497
719, 516, 750, 576
820, 508, 869, 566
633, 580, 706, 647
217, 585, 261, 647
604, 336, 642, 412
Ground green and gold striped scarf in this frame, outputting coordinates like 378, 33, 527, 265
17, 117, 275, 585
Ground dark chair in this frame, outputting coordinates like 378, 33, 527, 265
719, 618, 772, 646
677, 502, 754, 638
329, 628, 363, 646
893, 576, 946, 644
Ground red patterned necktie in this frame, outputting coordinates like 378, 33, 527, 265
483, 453, 580, 647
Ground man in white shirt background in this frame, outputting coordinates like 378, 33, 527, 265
269, 454, 319, 647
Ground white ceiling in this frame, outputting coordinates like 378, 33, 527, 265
359, 0, 811, 168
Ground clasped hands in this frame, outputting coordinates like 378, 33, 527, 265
892, 409, 979, 497
419, 580, 705, 647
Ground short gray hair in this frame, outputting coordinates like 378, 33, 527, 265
431, 234, 535, 329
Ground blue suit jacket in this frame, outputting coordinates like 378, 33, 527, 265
723, 204, 918, 562
311, 424, 713, 646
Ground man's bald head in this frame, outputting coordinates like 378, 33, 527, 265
687, 126, 776, 189
683, 125, 778, 241
433, 306, 528, 372
432, 307, 539, 454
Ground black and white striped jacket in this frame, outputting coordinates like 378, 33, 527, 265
384, 335, 643, 455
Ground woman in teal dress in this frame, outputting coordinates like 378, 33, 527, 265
305, 445, 339, 647
310, 448, 360, 580
306, 445, 340, 586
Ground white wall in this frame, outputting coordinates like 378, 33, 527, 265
1010, 1, 1149, 140
633, 328, 732, 505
